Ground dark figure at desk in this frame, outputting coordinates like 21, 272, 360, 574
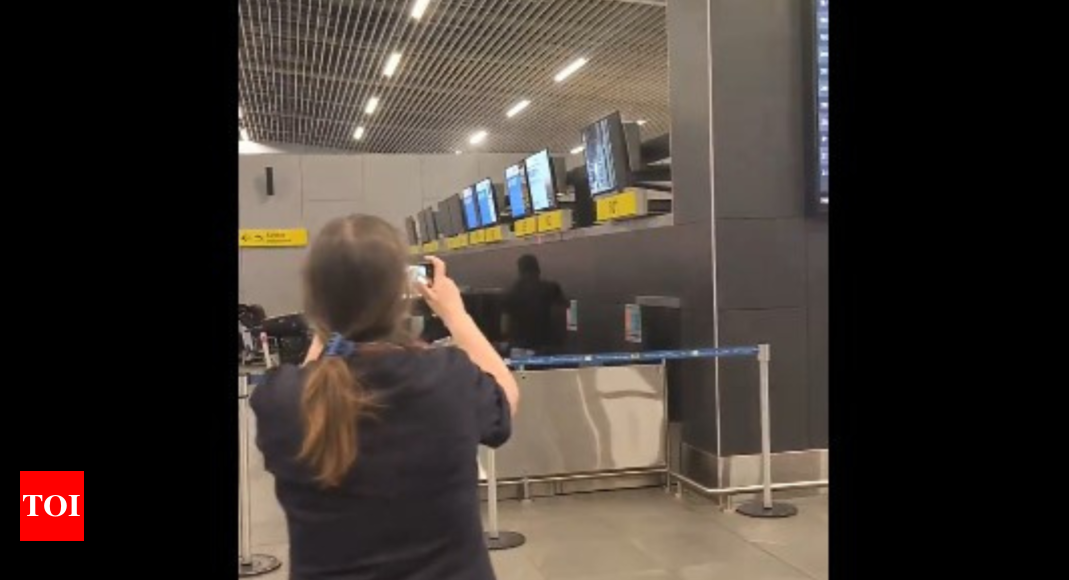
502, 255, 567, 355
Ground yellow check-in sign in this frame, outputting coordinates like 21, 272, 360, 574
239, 229, 308, 248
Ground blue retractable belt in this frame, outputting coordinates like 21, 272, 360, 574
505, 346, 759, 369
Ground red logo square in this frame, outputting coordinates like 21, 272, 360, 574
20, 471, 84, 541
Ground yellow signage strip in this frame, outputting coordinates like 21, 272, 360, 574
514, 217, 538, 238
239, 229, 309, 248
595, 189, 641, 222
536, 210, 565, 233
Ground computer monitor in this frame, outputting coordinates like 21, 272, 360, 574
404, 216, 419, 245
582, 111, 633, 196
436, 199, 454, 237
415, 209, 429, 243
505, 163, 531, 219
474, 178, 498, 227
428, 208, 443, 241
461, 185, 480, 231
524, 149, 558, 212
448, 194, 467, 234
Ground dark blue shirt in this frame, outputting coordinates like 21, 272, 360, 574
251, 346, 512, 580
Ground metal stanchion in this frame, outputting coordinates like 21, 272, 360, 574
484, 447, 525, 550
737, 344, 798, 518
238, 374, 282, 576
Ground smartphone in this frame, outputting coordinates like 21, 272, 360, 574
407, 261, 434, 287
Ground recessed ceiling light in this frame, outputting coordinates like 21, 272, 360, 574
238, 106, 244, 120
506, 99, 531, 118
469, 130, 487, 145
636, 119, 648, 126
383, 52, 403, 77
553, 57, 588, 82
454, 150, 462, 155
570, 145, 584, 154
354, 126, 366, 140
240, 127, 250, 142
364, 97, 380, 115
411, 0, 432, 20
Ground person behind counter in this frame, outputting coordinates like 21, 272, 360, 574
251, 214, 519, 580
501, 254, 568, 357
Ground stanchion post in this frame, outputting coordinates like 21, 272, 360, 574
486, 448, 499, 540
736, 344, 798, 519
238, 374, 282, 576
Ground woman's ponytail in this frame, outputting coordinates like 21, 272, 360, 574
298, 355, 372, 487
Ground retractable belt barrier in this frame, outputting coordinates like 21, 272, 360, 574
505, 346, 760, 369
238, 342, 796, 563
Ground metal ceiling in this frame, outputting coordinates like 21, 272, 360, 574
238, 0, 668, 154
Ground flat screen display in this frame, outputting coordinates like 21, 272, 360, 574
436, 200, 453, 237
404, 216, 419, 245
474, 179, 498, 227
461, 186, 480, 231
815, 0, 829, 207
582, 111, 631, 196
505, 163, 529, 219
524, 150, 557, 212
447, 194, 465, 234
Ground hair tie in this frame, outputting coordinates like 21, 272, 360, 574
324, 333, 356, 358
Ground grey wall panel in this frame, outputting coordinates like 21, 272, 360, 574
806, 219, 828, 447
239, 154, 304, 228
667, 0, 713, 223
361, 154, 422, 232
709, 0, 804, 219
239, 249, 306, 317
715, 218, 806, 310
717, 307, 809, 455
420, 155, 480, 206
301, 155, 364, 202
303, 200, 364, 241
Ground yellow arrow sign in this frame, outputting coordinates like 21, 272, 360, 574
239, 229, 308, 248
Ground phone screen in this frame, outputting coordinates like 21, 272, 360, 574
407, 264, 431, 286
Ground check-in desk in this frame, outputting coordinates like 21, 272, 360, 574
478, 363, 668, 499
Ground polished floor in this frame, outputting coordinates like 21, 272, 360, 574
245, 422, 827, 580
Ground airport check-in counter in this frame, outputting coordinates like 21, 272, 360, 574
478, 362, 668, 498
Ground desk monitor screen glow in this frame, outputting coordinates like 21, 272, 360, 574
505, 163, 530, 219
524, 149, 557, 212
474, 179, 498, 227
461, 186, 479, 231
582, 111, 631, 196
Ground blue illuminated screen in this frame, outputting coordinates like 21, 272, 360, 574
474, 179, 497, 226
505, 164, 528, 219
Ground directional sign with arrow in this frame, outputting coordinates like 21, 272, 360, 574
239, 229, 308, 248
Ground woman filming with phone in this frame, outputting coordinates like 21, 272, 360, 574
251, 214, 519, 580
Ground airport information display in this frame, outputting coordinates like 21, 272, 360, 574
505, 164, 528, 219
474, 179, 497, 226
816, 0, 828, 206
583, 112, 628, 196
525, 150, 556, 212
461, 186, 479, 230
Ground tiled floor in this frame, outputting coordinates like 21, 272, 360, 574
244, 421, 827, 579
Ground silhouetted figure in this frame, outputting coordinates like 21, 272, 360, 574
502, 254, 567, 356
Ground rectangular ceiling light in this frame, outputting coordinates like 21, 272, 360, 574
570, 145, 584, 154
238, 106, 244, 120
354, 126, 366, 140
364, 96, 380, 115
469, 130, 487, 145
383, 52, 403, 77
637, 119, 648, 126
240, 127, 250, 142
411, 0, 431, 20
553, 57, 588, 82
506, 99, 531, 118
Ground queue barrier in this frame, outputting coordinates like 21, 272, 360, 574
237, 342, 796, 566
